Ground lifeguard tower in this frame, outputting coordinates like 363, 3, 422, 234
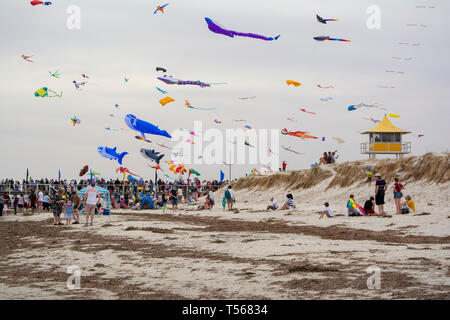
360, 114, 411, 159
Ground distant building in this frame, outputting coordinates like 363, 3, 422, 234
360, 114, 411, 159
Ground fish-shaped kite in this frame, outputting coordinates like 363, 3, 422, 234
281, 128, 318, 140
348, 103, 379, 111
124, 114, 172, 139
205, 17, 280, 41
97, 146, 128, 165
316, 14, 339, 24
140, 149, 164, 164
314, 36, 350, 42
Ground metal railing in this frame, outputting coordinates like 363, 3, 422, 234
360, 142, 411, 154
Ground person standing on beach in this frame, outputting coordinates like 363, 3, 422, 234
0, 194, 4, 216
391, 177, 405, 215
224, 186, 234, 211
72, 192, 81, 224
37, 189, 44, 213
84, 182, 100, 227
29, 190, 37, 214
374, 174, 386, 215
208, 188, 215, 209
282, 161, 287, 171
51, 189, 64, 225
170, 185, 178, 213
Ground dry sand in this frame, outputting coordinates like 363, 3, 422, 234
0, 154, 449, 299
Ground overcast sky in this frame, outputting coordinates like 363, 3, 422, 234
0, 0, 448, 181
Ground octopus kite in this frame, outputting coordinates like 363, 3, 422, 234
35, 87, 62, 98
281, 129, 318, 140
158, 75, 211, 88
314, 36, 350, 42
204, 17, 279, 41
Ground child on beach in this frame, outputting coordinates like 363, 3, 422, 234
347, 195, 362, 216
222, 196, 226, 211
266, 197, 279, 211
401, 195, 415, 214
280, 194, 296, 210
367, 169, 373, 186
319, 202, 335, 219
63, 197, 74, 225
363, 196, 376, 215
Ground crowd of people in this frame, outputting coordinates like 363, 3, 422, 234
319, 150, 339, 165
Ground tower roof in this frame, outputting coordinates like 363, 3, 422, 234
361, 115, 410, 134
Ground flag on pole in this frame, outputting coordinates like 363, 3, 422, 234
220, 170, 225, 184
26, 168, 29, 182
58, 169, 61, 182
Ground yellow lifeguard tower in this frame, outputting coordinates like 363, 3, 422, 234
361, 115, 411, 159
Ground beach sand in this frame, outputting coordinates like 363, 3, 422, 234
0, 154, 449, 299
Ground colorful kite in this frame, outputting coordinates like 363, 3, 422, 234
418, 134, 424, 138
124, 114, 171, 139
316, 14, 339, 24
281, 128, 318, 140
82, 74, 90, 79
313, 36, 350, 42
21, 54, 33, 63
156, 87, 167, 94
205, 17, 280, 41
116, 167, 141, 178
188, 168, 200, 176
72, 80, 87, 90
30, 1, 52, 6
160, 96, 175, 106
378, 85, 395, 89
268, 148, 279, 156
97, 146, 128, 165
244, 125, 252, 130
317, 84, 334, 89
322, 137, 326, 141
153, 3, 169, 14
71, 116, 81, 126
386, 70, 405, 74
148, 164, 162, 170
158, 75, 212, 88
299, 108, 316, 115
348, 103, 379, 111
124, 78, 129, 83
135, 136, 151, 143
392, 57, 413, 61
286, 80, 301, 87
214, 119, 222, 124
185, 100, 216, 110
34, 87, 62, 98
49, 70, 60, 78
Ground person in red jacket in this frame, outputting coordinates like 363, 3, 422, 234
282, 161, 287, 171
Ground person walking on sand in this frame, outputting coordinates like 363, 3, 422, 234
72, 192, 81, 224
84, 182, 100, 227
391, 177, 405, 215
224, 186, 234, 211
374, 174, 386, 215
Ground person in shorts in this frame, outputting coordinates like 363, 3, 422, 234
72, 192, 82, 224
280, 194, 296, 210
84, 182, 100, 227
266, 197, 279, 211
374, 174, 386, 215
170, 186, 178, 212
37, 189, 44, 212
391, 177, 405, 215
42, 193, 51, 211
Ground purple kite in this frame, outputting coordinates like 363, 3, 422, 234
205, 17, 279, 41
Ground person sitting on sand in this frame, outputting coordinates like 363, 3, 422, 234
347, 195, 362, 216
280, 194, 296, 210
401, 195, 415, 214
266, 197, 279, 211
363, 196, 377, 216
319, 202, 335, 219
319, 152, 329, 165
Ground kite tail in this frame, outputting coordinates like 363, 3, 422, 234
274, 35, 280, 40
118, 152, 128, 165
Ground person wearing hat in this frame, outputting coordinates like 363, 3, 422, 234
319, 202, 335, 219
374, 173, 387, 215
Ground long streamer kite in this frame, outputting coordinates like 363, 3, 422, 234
281, 128, 318, 140
314, 36, 350, 42
71, 116, 81, 126
205, 17, 280, 41
348, 103, 380, 111
320, 97, 333, 101
363, 117, 381, 124
30, 1, 52, 6
317, 84, 334, 89
135, 136, 152, 143
185, 100, 216, 110
158, 75, 212, 88
299, 108, 316, 115
154, 3, 169, 14
316, 14, 339, 24
156, 87, 167, 94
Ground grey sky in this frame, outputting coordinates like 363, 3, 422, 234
0, 0, 449, 180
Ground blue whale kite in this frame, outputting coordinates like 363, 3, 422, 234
97, 146, 128, 165
124, 114, 171, 139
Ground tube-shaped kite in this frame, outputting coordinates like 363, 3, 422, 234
160, 96, 174, 106
158, 75, 211, 88
286, 80, 301, 87
316, 14, 339, 24
205, 17, 280, 41
314, 36, 350, 42
281, 128, 318, 140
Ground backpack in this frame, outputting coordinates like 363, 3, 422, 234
225, 190, 231, 199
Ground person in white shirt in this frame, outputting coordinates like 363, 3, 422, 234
319, 202, 335, 219
37, 190, 44, 212
266, 197, 279, 211
83, 182, 100, 226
